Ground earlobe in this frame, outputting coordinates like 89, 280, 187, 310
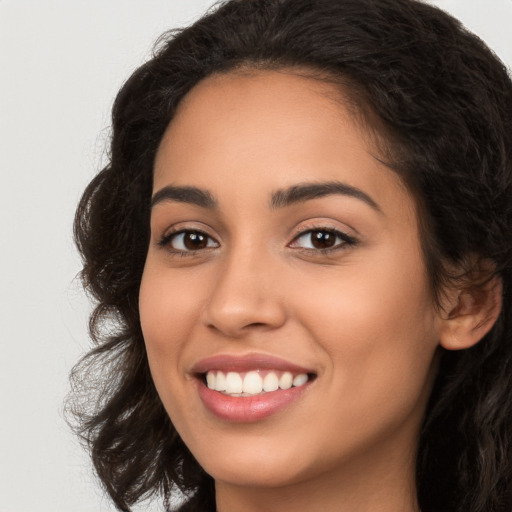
439, 275, 503, 351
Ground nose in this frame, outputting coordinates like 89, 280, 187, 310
200, 250, 287, 338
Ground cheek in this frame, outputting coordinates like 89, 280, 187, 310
139, 264, 203, 387
138, 265, 210, 440
298, 244, 435, 339
294, 247, 439, 420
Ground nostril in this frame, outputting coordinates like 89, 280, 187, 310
200, 285, 287, 336
205, 320, 274, 335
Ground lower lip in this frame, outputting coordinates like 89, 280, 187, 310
196, 379, 311, 423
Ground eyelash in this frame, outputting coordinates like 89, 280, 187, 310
157, 227, 357, 256
290, 227, 357, 253
158, 229, 219, 255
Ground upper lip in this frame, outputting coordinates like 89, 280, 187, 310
191, 353, 316, 375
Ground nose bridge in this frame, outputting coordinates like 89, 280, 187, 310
201, 239, 286, 336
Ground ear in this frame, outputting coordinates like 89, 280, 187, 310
439, 274, 502, 351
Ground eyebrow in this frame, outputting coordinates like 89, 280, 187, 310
150, 180, 381, 213
270, 181, 381, 212
151, 185, 217, 209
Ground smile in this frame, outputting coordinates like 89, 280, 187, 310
192, 354, 316, 422
205, 370, 310, 396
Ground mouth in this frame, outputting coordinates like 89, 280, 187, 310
191, 354, 317, 422
200, 369, 315, 396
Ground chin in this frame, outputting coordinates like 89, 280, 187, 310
185, 433, 312, 488
204, 458, 310, 489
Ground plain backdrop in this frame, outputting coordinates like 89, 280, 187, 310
1, 1, 511, 511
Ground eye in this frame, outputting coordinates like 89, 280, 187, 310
290, 229, 356, 251
159, 230, 219, 252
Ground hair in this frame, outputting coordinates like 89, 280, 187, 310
68, 0, 512, 511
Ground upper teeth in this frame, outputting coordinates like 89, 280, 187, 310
206, 370, 309, 395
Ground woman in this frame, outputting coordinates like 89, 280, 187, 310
70, 0, 512, 511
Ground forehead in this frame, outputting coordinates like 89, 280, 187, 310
157, 70, 351, 169
153, 69, 409, 213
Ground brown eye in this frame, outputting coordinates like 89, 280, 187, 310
183, 232, 208, 250
310, 231, 337, 249
163, 230, 219, 252
290, 228, 357, 252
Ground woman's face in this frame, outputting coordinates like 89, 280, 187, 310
140, 70, 443, 492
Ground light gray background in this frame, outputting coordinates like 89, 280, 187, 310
1, 1, 511, 511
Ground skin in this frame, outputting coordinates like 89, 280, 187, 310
140, 70, 458, 512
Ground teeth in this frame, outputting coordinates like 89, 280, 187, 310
293, 374, 308, 387
206, 371, 216, 390
279, 372, 293, 390
205, 370, 311, 396
263, 372, 279, 392
215, 371, 226, 392
225, 372, 243, 394
243, 371, 263, 394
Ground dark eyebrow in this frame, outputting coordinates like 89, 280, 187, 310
151, 185, 217, 209
270, 181, 381, 212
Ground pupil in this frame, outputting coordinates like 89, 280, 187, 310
184, 232, 207, 250
312, 231, 335, 249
